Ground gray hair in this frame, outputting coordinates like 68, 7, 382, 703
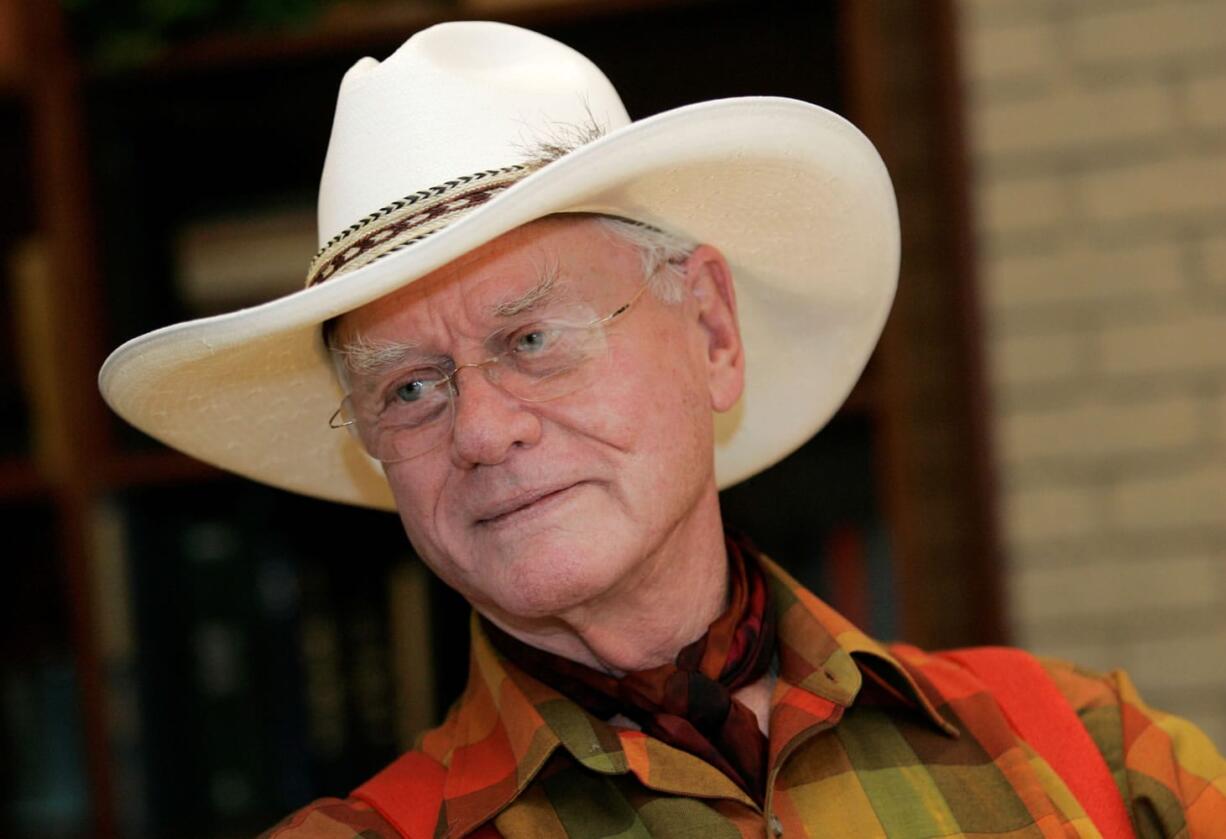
593, 215, 695, 304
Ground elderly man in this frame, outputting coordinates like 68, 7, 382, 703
101, 21, 1224, 839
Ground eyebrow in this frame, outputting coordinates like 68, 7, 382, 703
332, 335, 445, 385
334, 264, 570, 382
490, 263, 562, 318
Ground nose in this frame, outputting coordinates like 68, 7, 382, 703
448, 364, 542, 467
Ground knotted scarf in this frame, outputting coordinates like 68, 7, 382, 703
482, 532, 777, 804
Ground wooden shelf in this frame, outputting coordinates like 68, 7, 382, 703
103, 447, 226, 489
841, 364, 880, 417
0, 456, 47, 499
0, 0, 22, 95
0, 450, 225, 499
88, 0, 712, 80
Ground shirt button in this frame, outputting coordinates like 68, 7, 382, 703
769, 814, 784, 837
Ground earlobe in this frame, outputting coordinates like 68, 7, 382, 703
683, 245, 745, 412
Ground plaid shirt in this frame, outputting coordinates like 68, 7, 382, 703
261, 557, 1226, 838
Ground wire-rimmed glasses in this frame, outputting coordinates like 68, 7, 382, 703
329, 283, 649, 462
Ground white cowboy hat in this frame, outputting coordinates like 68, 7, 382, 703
98, 20, 899, 511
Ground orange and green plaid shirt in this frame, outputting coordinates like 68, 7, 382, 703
262, 558, 1226, 838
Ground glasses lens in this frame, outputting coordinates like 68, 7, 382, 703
492, 316, 610, 403
347, 366, 456, 462
379, 404, 454, 461
333, 291, 634, 462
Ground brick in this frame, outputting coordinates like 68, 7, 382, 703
1001, 394, 1201, 464
1021, 636, 1135, 677
1108, 460, 1226, 529
1081, 151, 1226, 225
1129, 631, 1226, 691
964, 19, 1060, 87
976, 81, 1174, 159
960, 0, 1055, 29
988, 331, 1084, 390
1003, 485, 1098, 542
1186, 70, 1226, 132
1218, 391, 1226, 444
1106, 553, 1223, 614
1071, 1, 1226, 69
983, 239, 1182, 312
1203, 231, 1226, 289
1098, 311, 1226, 376
982, 177, 1073, 237
1012, 563, 1119, 627
1012, 553, 1221, 624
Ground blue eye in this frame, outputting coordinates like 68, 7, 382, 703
395, 379, 427, 402
392, 373, 445, 404
515, 330, 549, 353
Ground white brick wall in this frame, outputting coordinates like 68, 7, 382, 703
976, 81, 1176, 159
1001, 394, 1201, 465
1098, 310, 1226, 376
1081, 151, 1226, 225
982, 177, 1075, 237
1203, 232, 1226, 288
1003, 485, 1100, 544
984, 239, 1182, 312
959, 0, 1226, 751
1069, 3, 1226, 70
990, 331, 1087, 390
1186, 70, 1226, 132
965, 18, 1059, 86
1109, 459, 1226, 531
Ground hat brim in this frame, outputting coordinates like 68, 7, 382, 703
99, 97, 899, 510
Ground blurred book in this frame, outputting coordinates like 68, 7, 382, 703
89, 499, 152, 838
180, 517, 270, 829
173, 207, 316, 315
10, 237, 68, 472
0, 0, 20, 90
0, 268, 29, 457
824, 524, 869, 630
822, 520, 898, 641
97, 482, 419, 836
0, 662, 90, 839
1, 503, 88, 839
388, 560, 436, 749
864, 522, 897, 641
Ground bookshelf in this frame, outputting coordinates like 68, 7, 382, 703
0, 1, 1003, 837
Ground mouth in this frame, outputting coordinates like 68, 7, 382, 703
475, 482, 585, 527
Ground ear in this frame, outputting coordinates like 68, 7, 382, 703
682, 245, 745, 413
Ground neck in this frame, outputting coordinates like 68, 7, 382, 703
480, 487, 729, 675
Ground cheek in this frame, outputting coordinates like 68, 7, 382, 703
385, 464, 458, 565
612, 346, 714, 489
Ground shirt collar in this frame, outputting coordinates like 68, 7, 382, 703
427, 552, 956, 837
759, 554, 957, 739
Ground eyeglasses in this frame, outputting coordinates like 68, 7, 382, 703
329, 283, 649, 462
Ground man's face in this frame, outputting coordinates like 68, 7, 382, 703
333, 216, 743, 624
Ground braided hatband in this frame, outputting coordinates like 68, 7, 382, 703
305, 163, 541, 288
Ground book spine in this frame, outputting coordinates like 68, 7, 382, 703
824, 524, 870, 630
88, 498, 152, 838
387, 559, 437, 749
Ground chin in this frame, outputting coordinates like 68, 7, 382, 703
488, 535, 629, 619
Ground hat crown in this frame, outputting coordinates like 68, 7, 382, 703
317, 22, 631, 248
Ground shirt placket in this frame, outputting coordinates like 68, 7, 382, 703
762, 678, 851, 838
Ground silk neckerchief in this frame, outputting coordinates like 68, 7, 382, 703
482, 532, 777, 805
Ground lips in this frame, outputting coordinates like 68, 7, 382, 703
474, 482, 583, 525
